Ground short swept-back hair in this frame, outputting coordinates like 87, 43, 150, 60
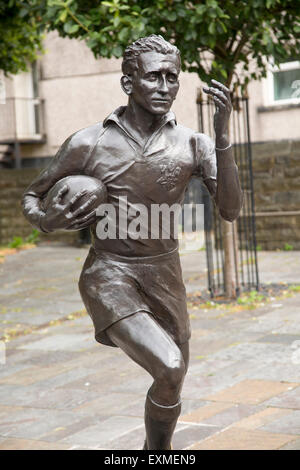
122, 34, 181, 75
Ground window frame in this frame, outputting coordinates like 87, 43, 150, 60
266, 60, 300, 106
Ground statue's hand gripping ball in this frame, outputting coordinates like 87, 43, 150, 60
42, 175, 107, 231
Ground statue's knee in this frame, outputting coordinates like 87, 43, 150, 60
158, 353, 185, 392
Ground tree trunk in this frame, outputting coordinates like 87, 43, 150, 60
222, 219, 236, 298
222, 81, 240, 299
222, 218, 241, 299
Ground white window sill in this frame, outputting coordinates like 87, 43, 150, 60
257, 101, 300, 113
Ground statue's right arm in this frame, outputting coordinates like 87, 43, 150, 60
22, 136, 75, 232
22, 123, 101, 232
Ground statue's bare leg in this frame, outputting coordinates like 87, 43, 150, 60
106, 311, 189, 450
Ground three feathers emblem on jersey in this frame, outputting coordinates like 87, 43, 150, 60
156, 161, 182, 191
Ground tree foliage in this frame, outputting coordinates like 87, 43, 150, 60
0, 0, 44, 75
2, 0, 300, 87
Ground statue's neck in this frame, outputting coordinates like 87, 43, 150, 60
121, 99, 164, 143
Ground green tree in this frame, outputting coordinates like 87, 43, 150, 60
12, 0, 300, 88
0, 0, 44, 75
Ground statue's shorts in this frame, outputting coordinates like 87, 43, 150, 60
79, 246, 190, 347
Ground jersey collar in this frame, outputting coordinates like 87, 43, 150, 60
103, 106, 177, 130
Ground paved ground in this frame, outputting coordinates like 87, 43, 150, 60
0, 245, 299, 450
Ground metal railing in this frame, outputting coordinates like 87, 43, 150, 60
193, 89, 259, 298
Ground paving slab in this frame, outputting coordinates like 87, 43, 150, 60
181, 402, 233, 423
0, 407, 96, 441
172, 423, 221, 450
0, 438, 70, 450
188, 428, 297, 450
197, 403, 261, 428
260, 410, 300, 435
18, 333, 94, 352
256, 334, 300, 345
233, 407, 293, 430
204, 379, 299, 405
264, 386, 300, 409
60, 416, 144, 447
246, 362, 300, 383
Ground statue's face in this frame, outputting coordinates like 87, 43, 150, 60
130, 51, 180, 115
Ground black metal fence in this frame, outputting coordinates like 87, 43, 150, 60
194, 88, 259, 298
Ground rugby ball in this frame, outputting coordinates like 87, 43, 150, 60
42, 175, 107, 230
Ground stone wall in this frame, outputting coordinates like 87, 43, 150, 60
0, 169, 79, 246
251, 139, 300, 250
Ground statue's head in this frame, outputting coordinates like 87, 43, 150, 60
121, 35, 181, 115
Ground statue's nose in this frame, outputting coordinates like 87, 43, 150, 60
158, 77, 169, 93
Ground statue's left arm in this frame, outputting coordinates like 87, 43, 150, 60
202, 80, 243, 222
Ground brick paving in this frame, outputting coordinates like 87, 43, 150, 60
0, 245, 299, 450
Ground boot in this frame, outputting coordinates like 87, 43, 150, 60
144, 392, 181, 450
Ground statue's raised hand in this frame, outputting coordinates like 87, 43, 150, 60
203, 79, 232, 149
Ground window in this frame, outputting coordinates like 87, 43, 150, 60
268, 60, 300, 105
0, 63, 44, 143
13, 63, 41, 139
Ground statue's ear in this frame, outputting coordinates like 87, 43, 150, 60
121, 75, 133, 95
